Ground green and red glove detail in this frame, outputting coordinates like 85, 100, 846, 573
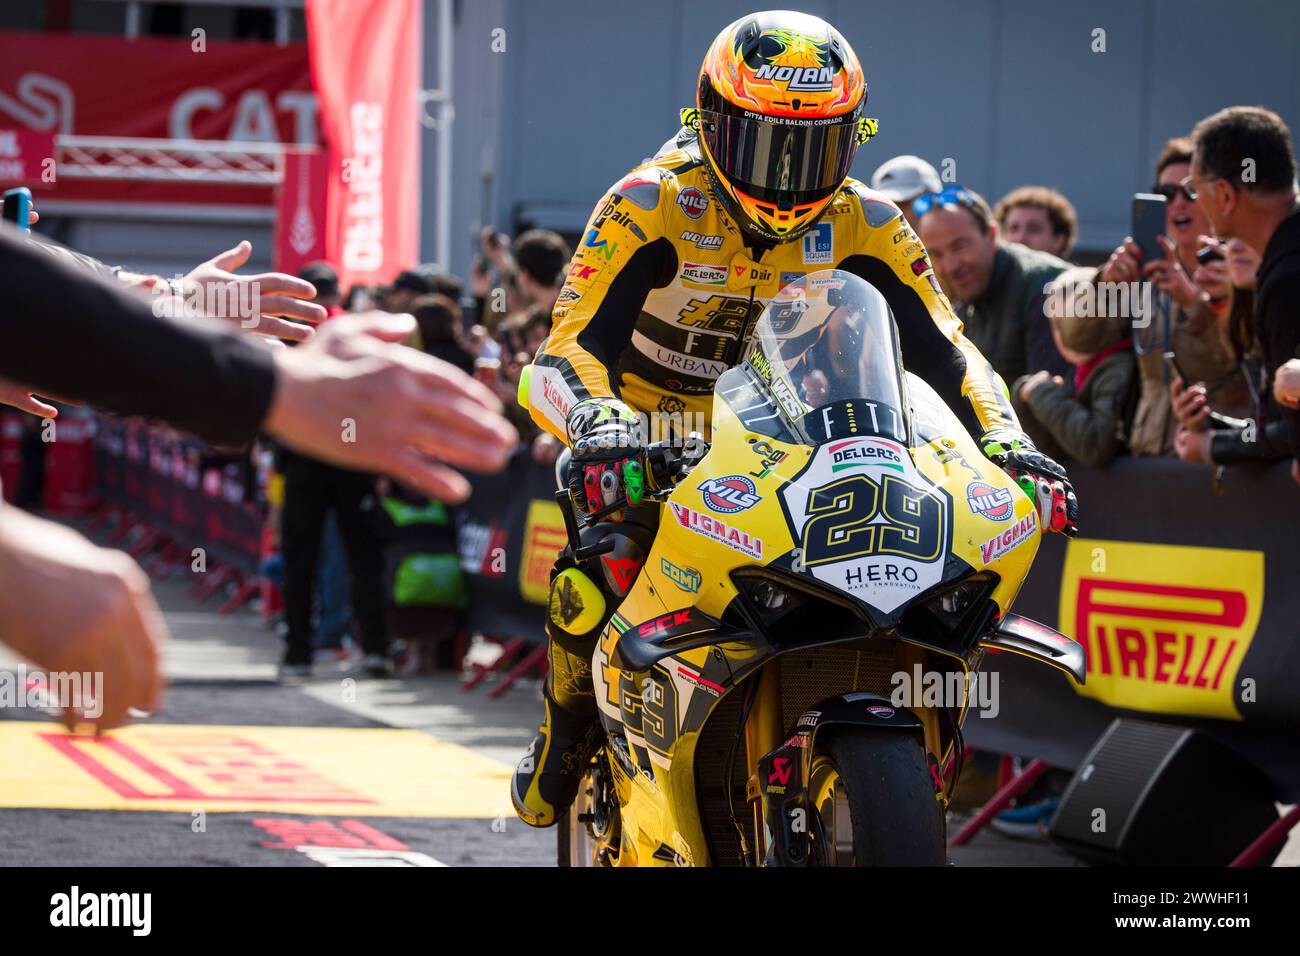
566, 399, 645, 521
981, 428, 1079, 536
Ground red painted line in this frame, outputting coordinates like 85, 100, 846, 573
340, 819, 409, 851
37, 732, 375, 804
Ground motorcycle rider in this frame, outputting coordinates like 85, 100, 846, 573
512, 10, 1078, 827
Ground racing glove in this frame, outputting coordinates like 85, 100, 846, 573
566, 398, 645, 522
980, 428, 1079, 536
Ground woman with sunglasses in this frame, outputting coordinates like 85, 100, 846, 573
1098, 137, 1252, 456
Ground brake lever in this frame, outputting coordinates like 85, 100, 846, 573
583, 493, 633, 525
574, 537, 617, 562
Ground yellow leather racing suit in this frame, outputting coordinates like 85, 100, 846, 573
527, 129, 1019, 446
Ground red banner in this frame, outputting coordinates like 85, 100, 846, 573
0, 129, 56, 188
306, 0, 422, 288
0, 32, 313, 207
273, 149, 330, 275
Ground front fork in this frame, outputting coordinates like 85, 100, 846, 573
743, 663, 790, 865
743, 646, 950, 866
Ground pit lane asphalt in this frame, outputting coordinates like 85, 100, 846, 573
3, 526, 1288, 868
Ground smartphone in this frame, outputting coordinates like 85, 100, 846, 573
1162, 350, 1189, 384
2, 186, 32, 235
1196, 244, 1225, 266
1131, 192, 1167, 262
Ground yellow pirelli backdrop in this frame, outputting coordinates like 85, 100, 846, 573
519, 499, 568, 605
1059, 539, 1263, 720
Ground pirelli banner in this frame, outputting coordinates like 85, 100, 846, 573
963, 456, 1300, 800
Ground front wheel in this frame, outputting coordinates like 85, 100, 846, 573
557, 758, 619, 867
806, 728, 946, 866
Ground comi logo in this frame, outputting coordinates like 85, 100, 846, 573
966, 480, 1015, 521
660, 557, 701, 593
697, 475, 761, 514
1060, 540, 1262, 720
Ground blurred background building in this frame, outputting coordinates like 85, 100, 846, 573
3, 0, 1298, 278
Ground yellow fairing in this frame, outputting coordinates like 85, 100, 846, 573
912, 429, 1041, 616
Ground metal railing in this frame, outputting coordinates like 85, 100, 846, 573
54, 135, 300, 186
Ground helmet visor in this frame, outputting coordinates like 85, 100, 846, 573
699, 109, 859, 207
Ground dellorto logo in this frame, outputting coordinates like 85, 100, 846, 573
1060, 539, 1262, 720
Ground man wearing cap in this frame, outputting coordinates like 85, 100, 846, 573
871, 154, 943, 230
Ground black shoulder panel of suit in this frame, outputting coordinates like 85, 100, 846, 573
574, 237, 678, 378
837, 253, 985, 441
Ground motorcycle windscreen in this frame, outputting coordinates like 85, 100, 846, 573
729, 270, 953, 615
739, 269, 912, 446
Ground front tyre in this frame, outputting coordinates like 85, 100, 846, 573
556, 775, 595, 867
807, 728, 946, 866
557, 759, 619, 867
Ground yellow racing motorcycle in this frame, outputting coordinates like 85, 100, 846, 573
552, 269, 1084, 866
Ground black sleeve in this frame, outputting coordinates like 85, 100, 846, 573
1259, 273, 1300, 460
0, 227, 276, 448
1210, 418, 1293, 465
30, 236, 120, 280
573, 237, 677, 386
838, 254, 986, 440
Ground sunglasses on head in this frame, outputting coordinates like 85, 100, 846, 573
911, 184, 978, 218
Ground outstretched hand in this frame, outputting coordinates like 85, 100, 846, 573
180, 241, 327, 341
264, 312, 519, 503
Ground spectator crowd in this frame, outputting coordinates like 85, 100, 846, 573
880, 107, 1300, 484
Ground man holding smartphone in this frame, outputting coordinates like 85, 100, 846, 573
1098, 138, 1252, 457
1176, 106, 1300, 483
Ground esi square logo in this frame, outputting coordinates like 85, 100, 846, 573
698, 474, 761, 514
802, 222, 833, 264
966, 480, 1015, 521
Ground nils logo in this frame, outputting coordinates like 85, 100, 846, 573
698, 475, 761, 514
966, 481, 1015, 521
1060, 539, 1261, 720
678, 187, 708, 219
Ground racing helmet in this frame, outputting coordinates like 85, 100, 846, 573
696, 11, 868, 244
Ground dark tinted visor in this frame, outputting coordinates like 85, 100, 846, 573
699, 109, 859, 207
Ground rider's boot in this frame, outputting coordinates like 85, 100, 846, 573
511, 640, 602, 827
511, 567, 607, 827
